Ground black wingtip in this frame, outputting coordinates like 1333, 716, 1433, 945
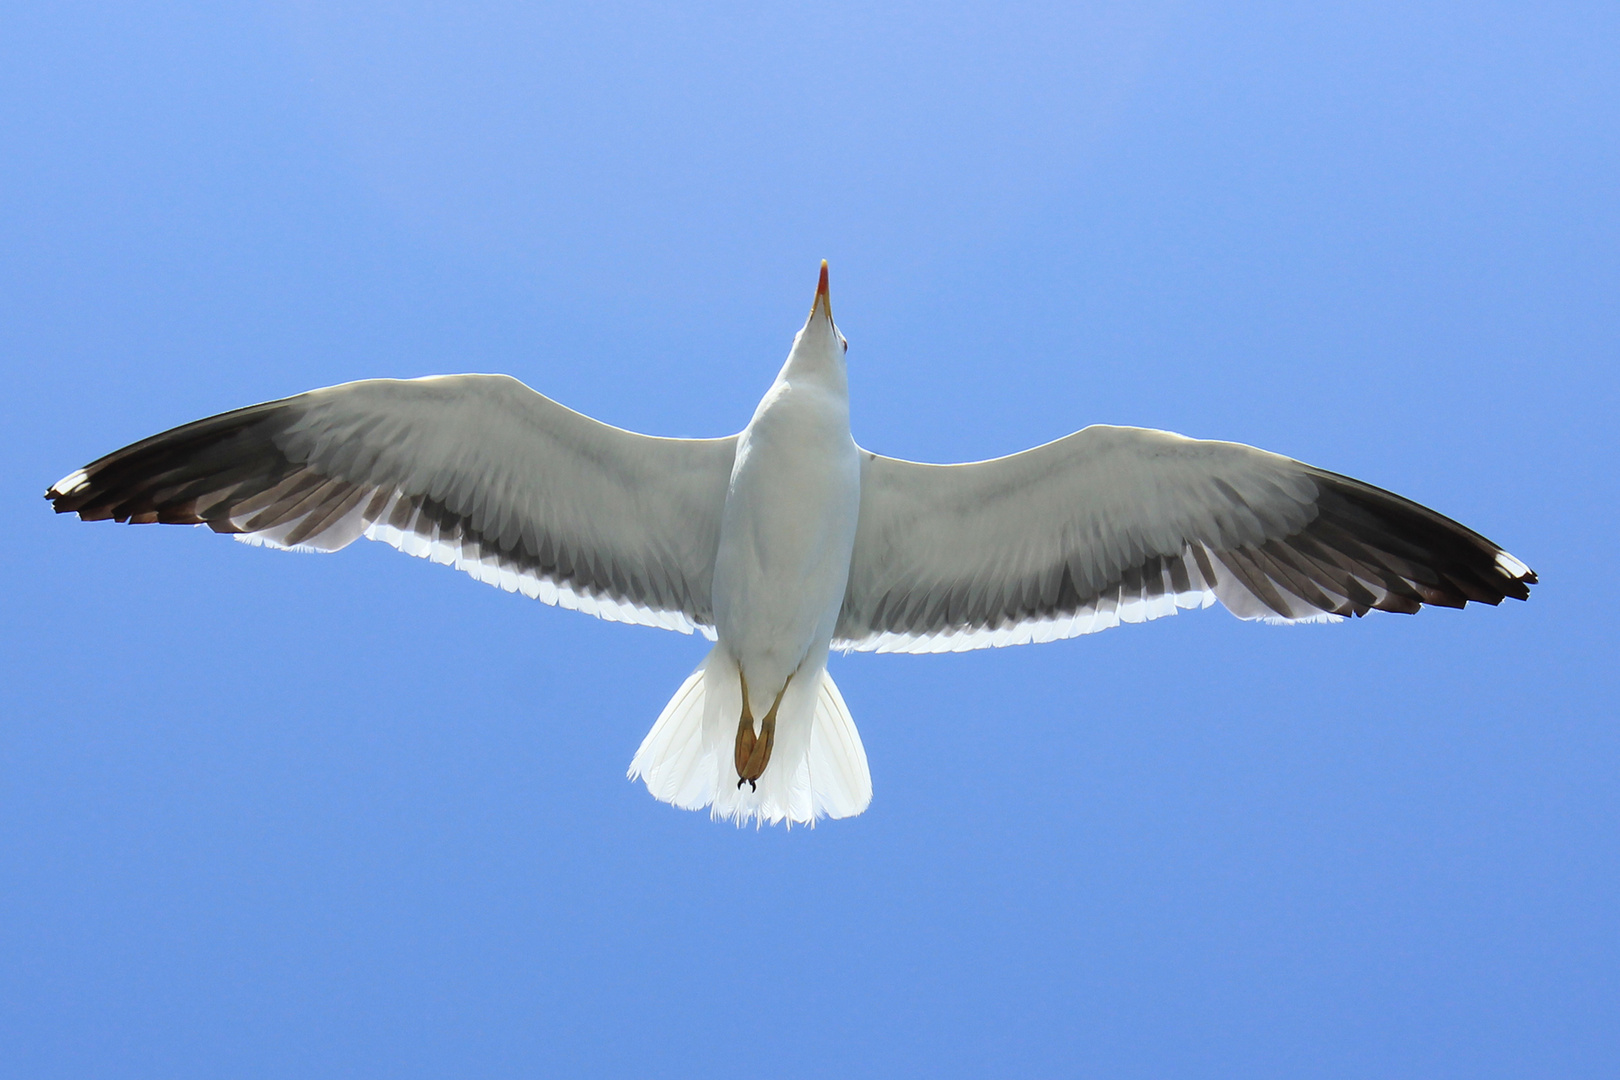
1307, 467, 1537, 612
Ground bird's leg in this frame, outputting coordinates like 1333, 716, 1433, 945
734, 672, 790, 791
734, 672, 757, 789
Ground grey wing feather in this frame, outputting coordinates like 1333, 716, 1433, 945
834, 425, 1535, 653
47, 375, 737, 635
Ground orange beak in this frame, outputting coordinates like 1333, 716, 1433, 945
811, 259, 832, 321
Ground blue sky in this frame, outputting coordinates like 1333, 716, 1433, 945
3, 2, 1615, 1077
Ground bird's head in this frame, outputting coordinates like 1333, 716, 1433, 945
787, 260, 848, 372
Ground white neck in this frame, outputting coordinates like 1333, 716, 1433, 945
775, 317, 848, 399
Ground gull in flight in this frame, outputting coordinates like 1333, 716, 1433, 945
47, 263, 1536, 825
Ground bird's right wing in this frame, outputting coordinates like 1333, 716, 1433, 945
47, 375, 738, 635
835, 425, 1534, 654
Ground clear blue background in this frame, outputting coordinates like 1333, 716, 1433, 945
3, 3, 1615, 1077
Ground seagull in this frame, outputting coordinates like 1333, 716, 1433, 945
47, 262, 1536, 825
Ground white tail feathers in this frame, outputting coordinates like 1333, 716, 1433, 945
628, 647, 872, 826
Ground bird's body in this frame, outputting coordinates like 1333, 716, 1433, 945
656, 267, 866, 821
46, 263, 1536, 825
713, 278, 859, 714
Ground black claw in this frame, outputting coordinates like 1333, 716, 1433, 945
737, 778, 746, 790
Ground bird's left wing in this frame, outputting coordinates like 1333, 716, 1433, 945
48, 375, 737, 635
834, 425, 1534, 653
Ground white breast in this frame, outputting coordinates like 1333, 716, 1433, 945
711, 377, 861, 704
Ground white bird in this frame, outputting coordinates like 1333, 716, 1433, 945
47, 262, 1536, 825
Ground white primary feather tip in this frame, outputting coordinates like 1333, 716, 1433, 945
49, 469, 90, 497
1495, 550, 1532, 580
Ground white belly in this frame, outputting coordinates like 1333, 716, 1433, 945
711, 380, 860, 711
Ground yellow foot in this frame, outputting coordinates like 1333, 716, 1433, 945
734, 671, 790, 791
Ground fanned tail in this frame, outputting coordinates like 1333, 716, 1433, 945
628, 647, 872, 826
